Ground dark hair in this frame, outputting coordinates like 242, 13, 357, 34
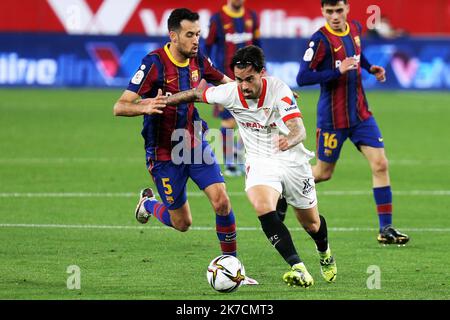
321, 0, 348, 6
230, 45, 265, 73
167, 8, 199, 32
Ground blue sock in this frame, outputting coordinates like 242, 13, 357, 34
216, 210, 237, 256
144, 199, 173, 227
373, 186, 393, 231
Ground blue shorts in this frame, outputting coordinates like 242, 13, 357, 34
316, 116, 385, 163
146, 142, 224, 210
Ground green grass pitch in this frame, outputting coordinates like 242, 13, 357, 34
0, 88, 449, 300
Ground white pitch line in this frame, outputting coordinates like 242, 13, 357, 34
0, 158, 449, 166
0, 223, 449, 233
1, 190, 450, 198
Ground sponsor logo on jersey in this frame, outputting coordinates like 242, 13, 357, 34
225, 32, 253, 44
283, 105, 298, 113
335, 54, 361, 68
239, 121, 277, 130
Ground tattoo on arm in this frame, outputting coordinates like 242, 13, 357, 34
166, 88, 204, 105
284, 117, 306, 149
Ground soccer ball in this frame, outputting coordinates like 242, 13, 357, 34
206, 255, 245, 293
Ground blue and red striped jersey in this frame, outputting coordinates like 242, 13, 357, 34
205, 5, 260, 78
127, 44, 224, 161
297, 21, 373, 130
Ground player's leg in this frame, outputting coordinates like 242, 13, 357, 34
203, 182, 237, 257
189, 141, 237, 257
352, 117, 409, 244
276, 195, 288, 222
293, 206, 337, 283
360, 145, 409, 244
312, 128, 347, 183
247, 185, 312, 288
284, 162, 336, 283
136, 161, 193, 232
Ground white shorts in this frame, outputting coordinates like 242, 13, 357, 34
245, 158, 317, 209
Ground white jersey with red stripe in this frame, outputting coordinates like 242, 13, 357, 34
203, 76, 315, 163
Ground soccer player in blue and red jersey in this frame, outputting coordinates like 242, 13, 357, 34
113, 9, 258, 283
205, 0, 261, 176
296, 0, 409, 245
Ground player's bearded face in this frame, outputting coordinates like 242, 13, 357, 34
234, 66, 263, 99
176, 20, 201, 58
322, 2, 349, 32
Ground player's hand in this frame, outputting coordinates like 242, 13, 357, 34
370, 65, 386, 82
195, 79, 209, 93
139, 89, 167, 115
339, 57, 358, 74
274, 134, 290, 151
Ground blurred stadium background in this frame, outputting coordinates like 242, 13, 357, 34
1, 0, 449, 300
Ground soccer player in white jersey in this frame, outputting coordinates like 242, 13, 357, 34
167, 45, 337, 288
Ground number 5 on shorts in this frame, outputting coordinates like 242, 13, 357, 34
161, 178, 173, 195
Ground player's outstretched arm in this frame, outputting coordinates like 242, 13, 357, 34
166, 88, 204, 105
113, 89, 167, 117
275, 117, 306, 151
166, 79, 209, 105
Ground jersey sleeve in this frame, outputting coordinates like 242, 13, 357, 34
127, 54, 159, 96
203, 83, 235, 107
274, 81, 302, 122
296, 32, 341, 86
199, 53, 225, 83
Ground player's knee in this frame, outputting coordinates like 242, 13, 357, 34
172, 217, 192, 232
315, 170, 333, 182
372, 157, 389, 175
252, 202, 274, 215
211, 194, 231, 215
303, 220, 320, 234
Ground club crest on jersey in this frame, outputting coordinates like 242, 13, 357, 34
245, 19, 253, 28
354, 36, 361, 47
191, 70, 199, 82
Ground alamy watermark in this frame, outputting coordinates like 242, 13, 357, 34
366, 5, 381, 30
66, 265, 81, 290
366, 265, 381, 289
168, 121, 294, 165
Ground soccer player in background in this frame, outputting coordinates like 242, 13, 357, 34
167, 45, 337, 288
205, 0, 261, 176
296, 0, 409, 245
113, 8, 257, 284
